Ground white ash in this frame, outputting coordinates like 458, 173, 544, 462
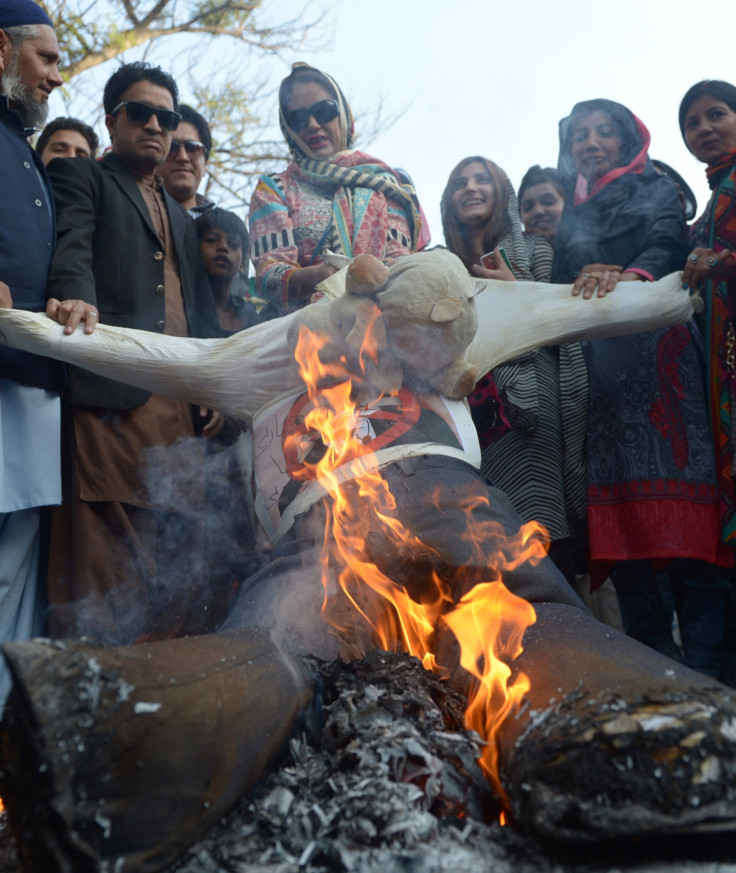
170, 650, 528, 873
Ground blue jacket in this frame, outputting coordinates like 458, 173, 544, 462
0, 96, 64, 390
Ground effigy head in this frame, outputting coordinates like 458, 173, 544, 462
378, 249, 478, 399
287, 250, 479, 401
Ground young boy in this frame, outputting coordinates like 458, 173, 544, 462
195, 208, 275, 333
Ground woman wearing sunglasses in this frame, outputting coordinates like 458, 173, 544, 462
249, 63, 424, 315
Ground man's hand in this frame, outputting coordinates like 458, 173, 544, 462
46, 298, 100, 334
198, 407, 225, 439
0, 281, 12, 308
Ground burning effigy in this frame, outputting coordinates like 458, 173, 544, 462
0, 250, 734, 873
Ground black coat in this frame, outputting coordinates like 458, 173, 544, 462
47, 152, 219, 409
551, 169, 687, 283
551, 98, 687, 283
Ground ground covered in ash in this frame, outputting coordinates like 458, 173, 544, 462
0, 650, 735, 873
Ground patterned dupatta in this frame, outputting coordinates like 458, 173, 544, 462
692, 150, 736, 542
296, 151, 422, 257
278, 63, 421, 258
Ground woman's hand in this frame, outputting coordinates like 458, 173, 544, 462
571, 263, 640, 298
288, 262, 339, 304
682, 247, 735, 289
471, 256, 516, 282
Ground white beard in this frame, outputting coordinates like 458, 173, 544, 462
1, 52, 48, 129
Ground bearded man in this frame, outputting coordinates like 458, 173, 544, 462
0, 0, 97, 715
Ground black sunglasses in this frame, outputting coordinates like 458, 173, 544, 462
169, 139, 207, 157
284, 99, 339, 133
111, 100, 182, 132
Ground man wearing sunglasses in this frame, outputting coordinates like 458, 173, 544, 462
45, 61, 221, 644
157, 104, 214, 217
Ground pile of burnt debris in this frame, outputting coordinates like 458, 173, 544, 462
165, 652, 731, 873
169, 650, 541, 873
0, 647, 734, 873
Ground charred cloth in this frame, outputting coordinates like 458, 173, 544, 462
507, 686, 736, 843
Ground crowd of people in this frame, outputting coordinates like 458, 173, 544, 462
2, 0, 736, 717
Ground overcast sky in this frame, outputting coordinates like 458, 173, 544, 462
50, 0, 732, 245
254, 0, 730, 245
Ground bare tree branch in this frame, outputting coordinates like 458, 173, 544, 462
42, 1, 398, 211
120, 0, 139, 25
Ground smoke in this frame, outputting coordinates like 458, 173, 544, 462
219, 501, 361, 663
48, 429, 262, 647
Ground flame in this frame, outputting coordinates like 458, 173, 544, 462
291, 319, 540, 799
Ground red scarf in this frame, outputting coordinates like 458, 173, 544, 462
706, 148, 736, 189
573, 114, 650, 206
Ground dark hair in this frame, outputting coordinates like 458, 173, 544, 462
518, 165, 565, 204
651, 159, 697, 221
441, 156, 510, 273
678, 79, 736, 141
195, 208, 248, 255
178, 104, 212, 158
36, 116, 99, 158
103, 61, 179, 115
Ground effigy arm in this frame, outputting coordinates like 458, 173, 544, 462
0, 308, 303, 422
467, 271, 693, 378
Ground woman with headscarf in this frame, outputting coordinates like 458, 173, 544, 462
553, 98, 732, 678
441, 156, 588, 582
248, 63, 423, 316
680, 80, 736, 547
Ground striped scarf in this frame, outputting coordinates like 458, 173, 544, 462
296, 152, 422, 256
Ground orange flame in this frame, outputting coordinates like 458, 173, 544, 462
291, 319, 540, 798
